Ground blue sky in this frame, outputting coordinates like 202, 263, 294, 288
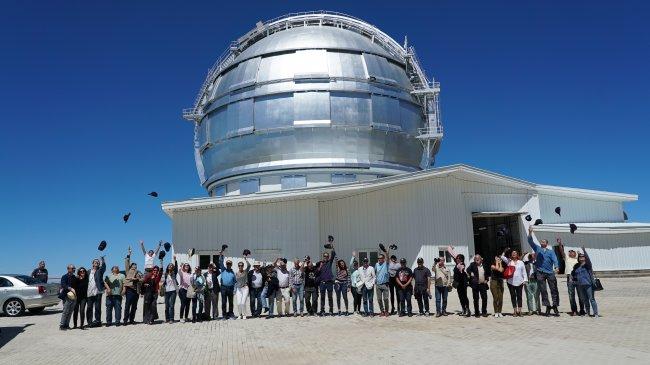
1, 1, 648, 275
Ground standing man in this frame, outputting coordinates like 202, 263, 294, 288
358, 257, 376, 317
395, 258, 414, 317
123, 247, 142, 325
289, 258, 305, 316
374, 252, 390, 317
433, 257, 452, 317
275, 258, 291, 316
104, 265, 125, 327
316, 239, 336, 316
303, 257, 319, 316
86, 256, 106, 327
32, 261, 48, 283
523, 252, 541, 315
219, 251, 236, 319
204, 262, 221, 320
58, 264, 77, 330
248, 261, 265, 317
527, 226, 560, 316
558, 238, 584, 316
388, 255, 401, 315
413, 257, 432, 316
140, 240, 161, 272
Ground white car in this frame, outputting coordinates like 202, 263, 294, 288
0, 274, 60, 317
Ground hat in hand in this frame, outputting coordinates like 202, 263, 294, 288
163, 242, 171, 252
378, 243, 387, 253
534, 219, 543, 226
158, 251, 166, 260
304, 255, 311, 261
188, 248, 195, 257
525, 215, 532, 222
569, 223, 578, 234
221, 244, 228, 252
98, 240, 107, 251
327, 235, 334, 243
243, 249, 251, 256
389, 244, 398, 250
324, 243, 333, 249
281, 258, 287, 264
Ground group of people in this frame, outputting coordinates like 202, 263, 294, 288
54, 227, 600, 330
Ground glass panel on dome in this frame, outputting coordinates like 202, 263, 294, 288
399, 100, 422, 135
254, 93, 294, 130
207, 106, 228, 142
240, 179, 260, 195
327, 51, 366, 79
293, 50, 328, 79
371, 94, 401, 131
229, 57, 261, 90
330, 91, 371, 127
281, 175, 307, 190
257, 52, 295, 82
294, 91, 330, 124
363, 53, 397, 85
226, 98, 254, 137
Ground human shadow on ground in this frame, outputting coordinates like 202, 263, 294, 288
0, 323, 34, 349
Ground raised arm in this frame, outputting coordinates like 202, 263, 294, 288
219, 254, 227, 271
527, 226, 540, 252
557, 237, 566, 259
99, 256, 106, 275
349, 251, 357, 268
446, 245, 458, 259
244, 257, 251, 272
154, 241, 162, 256
125, 246, 132, 271
139, 240, 146, 255
173, 256, 178, 275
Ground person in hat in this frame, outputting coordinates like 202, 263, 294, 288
190, 266, 206, 323
316, 240, 337, 316
433, 257, 452, 317
374, 251, 390, 317
527, 226, 560, 316
303, 257, 319, 316
387, 255, 401, 315
204, 262, 221, 320
86, 256, 106, 327
123, 246, 142, 325
289, 258, 306, 316
447, 246, 471, 317
395, 258, 414, 316
103, 265, 125, 327
219, 252, 236, 319
264, 265, 280, 319
357, 257, 376, 316
139, 240, 162, 272
31, 260, 48, 284
58, 264, 77, 330
349, 258, 362, 314
467, 254, 490, 317
72, 267, 89, 329
334, 258, 349, 316
558, 238, 585, 316
247, 261, 265, 317
500, 249, 528, 317
162, 256, 179, 323
413, 257, 432, 316
235, 256, 251, 319
142, 265, 161, 325
572, 246, 599, 317
274, 258, 291, 316
178, 263, 193, 322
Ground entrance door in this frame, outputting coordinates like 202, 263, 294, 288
358, 250, 379, 267
472, 214, 522, 262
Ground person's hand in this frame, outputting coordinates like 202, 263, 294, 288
447, 245, 454, 251
128, 246, 132, 255
528, 225, 534, 234
158, 241, 162, 247
139, 240, 144, 244
556, 237, 563, 245
70, 288, 76, 294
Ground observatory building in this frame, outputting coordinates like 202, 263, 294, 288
164, 12, 650, 272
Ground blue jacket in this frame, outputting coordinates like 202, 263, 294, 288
219, 255, 236, 287
58, 272, 77, 300
527, 235, 558, 274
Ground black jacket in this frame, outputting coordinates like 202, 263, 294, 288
204, 271, 221, 293
265, 276, 279, 298
467, 261, 491, 288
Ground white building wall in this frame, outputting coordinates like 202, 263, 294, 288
538, 193, 624, 224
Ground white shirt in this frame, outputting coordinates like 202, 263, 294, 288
206, 272, 214, 289
144, 253, 154, 269
87, 269, 98, 297
165, 272, 177, 292
501, 256, 528, 286
565, 256, 579, 277
252, 271, 263, 288
276, 268, 289, 288
358, 266, 376, 289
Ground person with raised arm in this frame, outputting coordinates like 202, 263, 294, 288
527, 226, 560, 316
139, 240, 161, 273
500, 249, 528, 316
123, 246, 142, 325
204, 261, 221, 320
490, 255, 505, 318
86, 256, 106, 327
467, 254, 490, 317
523, 252, 541, 315
274, 258, 291, 316
572, 246, 599, 317
447, 245, 470, 317
103, 265, 125, 327
219, 248, 236, 319
162, 254, 179, 323
316, 237, 336, 316
558, 238, 584, 316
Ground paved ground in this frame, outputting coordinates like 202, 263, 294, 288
1, 277, 650, 365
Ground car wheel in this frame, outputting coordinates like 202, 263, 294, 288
3, 298, 25, 317
28, 307, 45, 314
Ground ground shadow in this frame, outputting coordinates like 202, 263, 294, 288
0, 324, 34, 349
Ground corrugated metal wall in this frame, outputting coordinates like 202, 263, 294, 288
538, 194, 624, 224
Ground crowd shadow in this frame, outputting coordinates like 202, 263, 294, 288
0, 324, 33, 349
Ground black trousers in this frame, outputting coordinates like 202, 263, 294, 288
73, 298, 87, 327
457, 283, 470, 312
85, 293, 102, 325
123, 287, 138, 323
414, 286, 430, 313
319, 281, 334, 313
389, 276, 398, 312
537, 271, 560, 308
304, 287, 318, 314
221, 286, 234, 317
179, 288, 190, 319
508, 283, 524, 309
351, 287, 362, 312
472, 284, 488, 315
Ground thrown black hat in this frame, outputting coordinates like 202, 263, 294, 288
525, 215, 532, 222
188, 248, 195, 257
281, 258, 287, 264
324, 243, 333, 249
327, 235, 334, 243
569, 223, 578, 234
164, 242, 171, 252
534, 219, 543, 226
243, 249, 251, 256
304, 255, 311, 261
98, 240, 107, 251
158, 251, 166, 260
389, 244, 398, 250
123, 212, 131, 223
221, 244, 228, 251
378, 243, 387, 253
555, 207, 562, 216
148, 191, 158, 198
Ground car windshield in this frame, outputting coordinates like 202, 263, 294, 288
14, 275, 42, 285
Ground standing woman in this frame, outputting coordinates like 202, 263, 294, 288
235, 256, 251, 319
490, 256, 505, 318
501, 249, 528, 316
349, 259, 361, 314
178, 263, 192, 322
142, 265, 161, 325
573, 247, 599, 317
334, 259, 350, 315
447, 246, 470, 317
190, 266, 206, 323
162, 255, 178, 323
73, 267, 88, 329
467, 255, 490, 317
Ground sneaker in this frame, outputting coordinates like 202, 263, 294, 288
425, 311, 430, 316
242, 315, 247, 320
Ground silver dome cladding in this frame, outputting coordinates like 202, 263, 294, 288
189, 13, 441, 193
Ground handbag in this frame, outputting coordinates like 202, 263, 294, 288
186, 284, 196, 298
592, 276, 604, 291
503, 265, 515, 280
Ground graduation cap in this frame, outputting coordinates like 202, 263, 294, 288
158, 250, 166, 260
624, 211, 628, 221
555, 207, 562, 216
243, 249, 251, 256
221, 244, 228, 252
123, 212, 131, 223
304, 255, 311, 261
163, 242, 171, 252
569, 223, 578, 234
327, 235, 334, 243
378, 243, 387, 253
148, 191, 158, 198
389, 244, 398, 250
525, 215, 532, 222
324, 243, 333, 249
188, 248, 195, 257
98, 240, 107, 251
534, 219, 543, 226
281, 258, 287, 264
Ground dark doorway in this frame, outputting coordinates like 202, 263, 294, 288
472, 214, 522, 262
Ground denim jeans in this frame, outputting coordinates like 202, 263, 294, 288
375, 283, 389, 313
191, 294, 204, 320
164, 290, 176, 321
577, 284, 598, 315
292, 284, 305, 314
267, 290, 277, 316
537, 271, 559, 307
250, 287, 263, 316
398, 286, 413, 314
261, 285, 268, 309
434, 286, 448, 314
414, 285, 430, 314
507, 283, 524, 309
123, 287, 138, 323
525, 280, 540, 312
86, 293, 102, 325
319, 281, 334, 313
105, 295, 122, 325
60, 297, 75, 327
361, 286, 374, 315
221, 285, 234, 318
334, 281, 348, 312
567, 279, 584, 313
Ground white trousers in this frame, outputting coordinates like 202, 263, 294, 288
276, 287, 291, 315
236, 286, 249, 316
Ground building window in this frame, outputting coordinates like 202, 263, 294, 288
239, 179, 260, 195
357, 250, 378, 267
214, 185, 227, 197
281, 175, 307, 190
198, 254, 221, 270
438, 248, 453, 263
331, 173, 357, 184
